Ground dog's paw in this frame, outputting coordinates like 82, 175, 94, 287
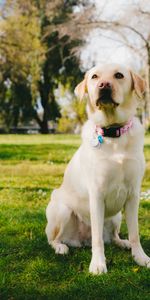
114, 238, 131, 249
120, 239, 131, 249
132, 247, 150, 267
89, 257, 107, 275
53, 242, 69, 255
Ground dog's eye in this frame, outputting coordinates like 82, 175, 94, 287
91, 74, 98, 79
114, 72, 124, 79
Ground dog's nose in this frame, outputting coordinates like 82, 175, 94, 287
99, 81, 111, 89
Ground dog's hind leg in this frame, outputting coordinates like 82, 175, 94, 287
113, 230, 131, 249
45, 189, 72, 254
111, 212, 131, 249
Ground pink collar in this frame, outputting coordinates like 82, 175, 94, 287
95, 119, 133, 139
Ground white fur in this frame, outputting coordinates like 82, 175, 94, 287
45, 64, 150, 274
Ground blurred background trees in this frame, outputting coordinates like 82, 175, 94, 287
0, 0, 44, 130
0, 0, 83, 133
0, 0, 149, 133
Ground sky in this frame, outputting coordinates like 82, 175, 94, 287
81, 33, 137, 70
80, 0, 149, 71
0, 0, 148, 72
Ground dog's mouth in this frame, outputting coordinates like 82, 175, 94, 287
96, 97, 119, 107
96, 89, 119, 107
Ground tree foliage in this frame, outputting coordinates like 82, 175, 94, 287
0, 0, 45, 129
0, 0, 44, 93
58, 97, 87, 133
0, 0, 84, 132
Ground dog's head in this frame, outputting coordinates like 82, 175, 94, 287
75, 64, 146, 125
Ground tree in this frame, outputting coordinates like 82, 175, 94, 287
0, 0, 84, 133
0, 0, 45, 130
33, 0, 83, 133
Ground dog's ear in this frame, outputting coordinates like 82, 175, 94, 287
130, 71, 146, 99
74, 74, 88, 101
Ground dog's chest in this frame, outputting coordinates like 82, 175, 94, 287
104, 173, 128, 217
86, 144, 143, 217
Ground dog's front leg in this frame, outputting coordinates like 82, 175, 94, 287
125, 195, 150, 268
89, 190, 107, 275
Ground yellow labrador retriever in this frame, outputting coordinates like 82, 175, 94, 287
46, 64, 150, 274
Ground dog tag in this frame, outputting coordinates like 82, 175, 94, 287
98, 135, 103, 144
91, 136, 99, 147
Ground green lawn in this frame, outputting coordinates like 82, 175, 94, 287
0, 134, 150, 300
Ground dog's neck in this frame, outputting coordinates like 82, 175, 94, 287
88, 105, 135, 128
95, 119, 133, 139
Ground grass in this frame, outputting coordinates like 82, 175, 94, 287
0, 134, 150, 300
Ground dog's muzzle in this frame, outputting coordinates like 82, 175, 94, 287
96, 88, 119, 107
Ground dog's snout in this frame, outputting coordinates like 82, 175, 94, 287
97, 80, 114, 106
99, 81, 111, 90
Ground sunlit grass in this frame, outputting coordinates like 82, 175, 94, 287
0, 134, 81, 145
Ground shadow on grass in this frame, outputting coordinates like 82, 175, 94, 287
141, 201, 150, 209
0, 186, 51, 192
0, 144, 78, 163
0, 209, 150, 300
0, 142, 149, 163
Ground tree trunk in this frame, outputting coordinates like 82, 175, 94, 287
33, 109, 49, 134
12, 105, 19, 128
40, 114, 49, 133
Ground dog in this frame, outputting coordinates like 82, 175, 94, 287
45, 63, 150, 274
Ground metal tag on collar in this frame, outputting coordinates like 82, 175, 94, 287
91, 136, 99, 147
98, 135, 103, 144
91, 134, 103, 147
